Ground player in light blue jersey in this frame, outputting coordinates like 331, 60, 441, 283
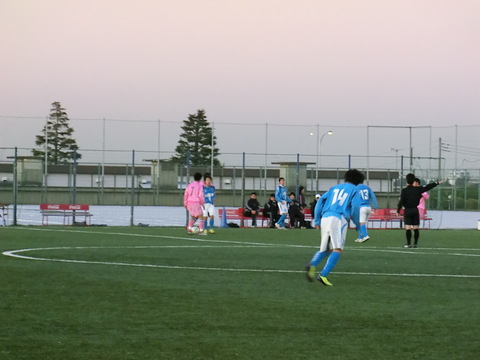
352, 173, 378, 243
203, 174, 216, 234
306, 169, 363, 286
275, 177, 292, 230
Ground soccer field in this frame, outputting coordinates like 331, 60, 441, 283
1, 227, 479, 360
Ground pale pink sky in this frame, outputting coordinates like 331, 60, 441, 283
1, 0, 479, 164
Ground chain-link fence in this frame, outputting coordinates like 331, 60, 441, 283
1, 147, 479, 221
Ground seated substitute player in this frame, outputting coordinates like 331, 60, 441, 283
288, 192, 306, 228
352, 173, 378, 243
305, 169, 363, 286
243, 192, 261, 228
203, 174, 216, 234
397, 173, 444, 248
184, 172, 206, 235
263, 193, 280, 228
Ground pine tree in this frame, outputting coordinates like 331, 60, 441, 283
32, 102, 82, 164
172, 109, 220, 166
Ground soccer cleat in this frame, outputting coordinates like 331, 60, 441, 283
412, 244, 418, 248
305, 264, 316, 282
208, 229, 215, 234
361, 236, 370, 242
403, 244, 411, 248
317, 275, 333, 286
275, 223, 280, 229
199, 231, 207, 236
354, 238, 363, 243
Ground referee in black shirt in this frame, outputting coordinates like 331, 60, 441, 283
397, 173, 444, 248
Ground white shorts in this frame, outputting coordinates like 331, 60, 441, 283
319, 216, 348, 251
278, 201, 289, 215
359, 206, 372, 223
203, 203, 215, 217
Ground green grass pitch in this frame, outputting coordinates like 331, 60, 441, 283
1, 226, 479, 360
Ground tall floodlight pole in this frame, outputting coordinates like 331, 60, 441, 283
211, 121, 214, 176
317, 130, 333, 192
264, 123, 268, 196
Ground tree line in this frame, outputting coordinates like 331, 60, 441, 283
32, 102, 220, 166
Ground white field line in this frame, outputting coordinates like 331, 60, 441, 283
3, 244, 480, 279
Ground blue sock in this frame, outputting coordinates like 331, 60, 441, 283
360, 224, 367, 237
278, 214, 286, 227
204, 220, 209, 230
320, 251, 341, 277
310, 250, 329, 266
209, 218, 214, 229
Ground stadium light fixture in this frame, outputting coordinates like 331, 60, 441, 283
316, 130, 334, 192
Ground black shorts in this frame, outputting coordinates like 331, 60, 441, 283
403, 208, 420, 226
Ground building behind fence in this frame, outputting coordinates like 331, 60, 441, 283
1, 147, 479, 214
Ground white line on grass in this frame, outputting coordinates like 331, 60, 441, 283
10, 227, 480, 252
3, 245, 480, 279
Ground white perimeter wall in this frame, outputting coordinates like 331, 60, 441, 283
3, 205, 480, 230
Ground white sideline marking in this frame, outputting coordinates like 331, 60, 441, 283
3, 244, 480, 279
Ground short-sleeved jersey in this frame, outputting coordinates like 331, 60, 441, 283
314, 182, 357, 222
184, 181, 205, 207
353, 184, 378, 209
275, 185, 291, 203
203, 185, 216, 205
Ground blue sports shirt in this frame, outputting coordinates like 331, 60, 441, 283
352, 184, 378, 209
203, 185, 216, 205
314, 182, 357, 223
275, 184, 291, 203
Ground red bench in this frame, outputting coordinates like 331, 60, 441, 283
368, 208, 432, 229
218, 208, 245, 227
40, 204, 92, 226
218, 207, 268, 227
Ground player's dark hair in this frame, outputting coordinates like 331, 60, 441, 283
204, 174, 212, 181
406, 173, 416, 185
414, 177, 421, 184
279, 177, 284, 182
194, 172, 202, 181
344, 169, 363, 185
270, 193, 275, 197
289, 192, 296, 196
358, 173, 365, 184
251, 192, 257, 196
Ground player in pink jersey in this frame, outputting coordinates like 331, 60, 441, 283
184, 172, 206, 235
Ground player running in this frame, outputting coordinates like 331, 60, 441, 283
184, 172, 206, 235
352, 173, 378, 243
305, 169, 363, 286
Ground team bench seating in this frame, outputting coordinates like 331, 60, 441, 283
40, 204, 92, 226
218, 207, 245, 227
218, 207, 268, 227
218, 207, 313, 228
368, 208, 432, 229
